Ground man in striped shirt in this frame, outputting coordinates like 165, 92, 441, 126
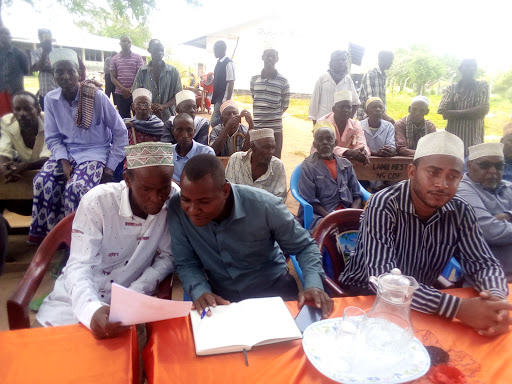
250, 49, 290, 159
438, 59, 489, 156
340, 130, 512, 336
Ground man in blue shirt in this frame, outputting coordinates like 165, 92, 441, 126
169, 154, 333, 318
171, 114, 214, 182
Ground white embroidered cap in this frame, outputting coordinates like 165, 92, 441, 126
125, 142, 174, 169
468, 143, 504, 161
250, 128, 275, 142
334, 90, 352, 105
132, 88, 153, 101
414, 130, 464, 162
49, 48, 79, 67
175, 90, 196, 106
411, 95, 429, 107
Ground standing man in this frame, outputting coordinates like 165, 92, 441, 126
170, 154, 334, 317
110, 36, 144, 118
457, 143, 512, 281
357, 51, 394, 123
30, 29, 57, 111
438, 59, 489, 156
250, 49, 290, 158
309, 50, 359, 124
0, 27, 29, 116
103, 51, 116, 101
210, 40, 235, 127
394, 96, 437, 157
132, 40, 182, 122
340, 131, 511, 336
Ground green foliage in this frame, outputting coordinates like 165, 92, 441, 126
58, 0, 156, 24
494, 67, 512, 99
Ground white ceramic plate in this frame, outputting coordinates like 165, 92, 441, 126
302, 318, 430, 384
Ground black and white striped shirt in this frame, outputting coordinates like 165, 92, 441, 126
339, 180, 508, 319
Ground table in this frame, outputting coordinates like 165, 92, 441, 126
0, 170, 38, 200
350, 156, 413, 182
143, 286, 512, 384
0, 324, 139, 384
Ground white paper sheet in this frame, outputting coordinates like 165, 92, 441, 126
109, 283, 192, 325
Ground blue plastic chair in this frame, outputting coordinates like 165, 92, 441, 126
290, 162, 370, 231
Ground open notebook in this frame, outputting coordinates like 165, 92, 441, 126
190, 296, 302, 356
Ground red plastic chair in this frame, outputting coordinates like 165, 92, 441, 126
311, 208, 364, 290
7, 211, 175, 329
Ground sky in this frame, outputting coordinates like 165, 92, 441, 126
6, 0, 512, 91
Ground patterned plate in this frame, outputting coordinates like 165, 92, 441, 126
302, 318, 431, 384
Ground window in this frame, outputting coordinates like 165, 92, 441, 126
85, 49, 102, 62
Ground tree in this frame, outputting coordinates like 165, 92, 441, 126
494, 67, 512, 99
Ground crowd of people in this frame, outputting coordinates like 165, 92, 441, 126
0, 27, 511, 364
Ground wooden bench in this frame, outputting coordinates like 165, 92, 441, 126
350, 156, 413, 182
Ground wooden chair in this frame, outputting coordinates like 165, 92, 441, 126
7, 212, 176, 329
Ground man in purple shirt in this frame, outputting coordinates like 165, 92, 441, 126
110, 36, 144, 118
29, 48, 128, 245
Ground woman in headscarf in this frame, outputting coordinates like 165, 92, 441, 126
124, 88, 164, 145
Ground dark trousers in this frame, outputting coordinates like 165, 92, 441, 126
274, 131, 283, 159
114, 93, 133, 118
104, 74, 115, 100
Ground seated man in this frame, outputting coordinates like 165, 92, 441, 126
340, 131, 511, 336
161, 90, 210, 145
124, 88, 164, 145
171, 113, 214, 182
359, 97, 396, 157
209, 100, 253, 156
37, 142, 177, 338
225, 128, 287, 203
501, 122, 512, 182
29, 48, 128, 244
169, 154, 334, 318
394, 96, 437, 157
457, 143, 512, 281
314, 90, 369, 164
299, 123, 362, 230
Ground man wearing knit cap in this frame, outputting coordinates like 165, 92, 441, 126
299, 121, 362, 231
225, 128, 287, 203
314, 90, 369, 164
394, 95, 437, 156
359, 97, 396, 157
29, 48, 128, 245
457, 143, 512, 281
161, 90, 210, 145
340, 131, 512, 336
209, 99, 253, 156
309, 50, 360, 124
37, 142, 178, 339
501, 122, 512, 182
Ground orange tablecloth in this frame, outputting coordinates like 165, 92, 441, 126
143, 286, 512, 384
0, 324, 139, 384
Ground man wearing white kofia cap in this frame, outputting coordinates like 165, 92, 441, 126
225, 127, 287, 203
314, 90, 370, 164
394, 95, 437, 157
37, 142, 179, 339
161, 90, 210, 145
457, 143, 512, 281
340, 131, 512, 336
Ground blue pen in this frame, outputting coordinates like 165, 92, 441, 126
200, 306, 210, 319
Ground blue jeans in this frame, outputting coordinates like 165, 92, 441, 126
210, 101, 222, 128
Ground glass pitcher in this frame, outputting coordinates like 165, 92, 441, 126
364, 268, 419, 362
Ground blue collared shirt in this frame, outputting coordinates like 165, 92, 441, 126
44, 86, 128, 170
172, 140, 215, 181
169, 184, 325, 301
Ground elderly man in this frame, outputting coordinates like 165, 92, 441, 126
340, 131, 511, 336
250, 49, 290, 158
360, 97, 396, 157
438, 59, 489, 155
309, 50, 360, 124
110, 35, 144, 118
161, 90, 209, 145
170, 154, 334, 318
124, 88, 164, 145
29, 48, 128, 244
357, 51, 395, 123
171, 113, 214, 182
210, 40, 235, 127
457, 143, 512, 281
225, 128, 287, 203
502, 122, 512, 182
209, 100, 253, 156
394, 96, 437, 156
314, 90, 369, 164
132, 40, 182, 122
299, 123, 362, 230
0, 27, 29, 116
37, 142, 177, 338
